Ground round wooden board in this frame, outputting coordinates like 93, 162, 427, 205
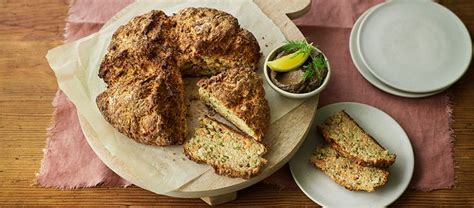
77, 0, 318, 203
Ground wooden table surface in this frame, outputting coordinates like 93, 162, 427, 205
1, 0, 473, 206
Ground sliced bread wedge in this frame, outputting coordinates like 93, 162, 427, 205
184, 116, 267, 179
318, 110, 396, 168
197, 68, 270, 142
311, 144, 389, 192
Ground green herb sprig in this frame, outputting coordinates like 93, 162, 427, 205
281, 40, 313, 58
302, 64, 315, 81
302, 53, 327, 81
280, 39, 327, 81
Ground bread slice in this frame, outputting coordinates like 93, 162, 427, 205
197, 68, 270, 141
183, 116, 267, 179
311, 144, 389, 192
318, 110, 396, 168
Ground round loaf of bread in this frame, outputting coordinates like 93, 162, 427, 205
97, 8, 262, 146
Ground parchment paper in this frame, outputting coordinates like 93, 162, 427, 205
47, 0, 305, 194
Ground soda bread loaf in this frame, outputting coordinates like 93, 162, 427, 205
311, 144, 389, 192
184, 116, 267, 179
197, 68, 270, 141
97, 8, 262, 146
318, 111, 396, 168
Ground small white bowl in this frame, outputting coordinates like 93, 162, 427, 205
264, 45, 331, 99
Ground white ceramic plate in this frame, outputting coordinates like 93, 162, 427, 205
350, 4, 448, 98
357, 1, 471, 93
289, 102, 414, 207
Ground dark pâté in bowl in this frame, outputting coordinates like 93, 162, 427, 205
266, 40, 329, 94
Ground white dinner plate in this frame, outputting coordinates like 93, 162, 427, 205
289, 102, 414, 207
350, 4, 448, 98
357, 0, 471, 93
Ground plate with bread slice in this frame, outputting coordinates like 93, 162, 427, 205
290, 102, 414, 207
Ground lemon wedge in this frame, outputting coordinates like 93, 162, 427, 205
267, 50, 310, 72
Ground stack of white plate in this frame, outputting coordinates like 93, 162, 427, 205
350, 0, 472, 98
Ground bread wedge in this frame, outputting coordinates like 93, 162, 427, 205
96, 58, 187, 146
184, 116, 267, 179
311, 144, 389, 192
197, 68, 270, 141
173, 8, 261, 76
318, 110, 396, 167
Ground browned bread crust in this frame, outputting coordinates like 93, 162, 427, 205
197, 68, 270, 141
183, 116, 267, 179
318, 110, 396, 168
311, 144, 389, 192
99, 10, 177, 86
96, 53, 187, 146
173, 7, 261, 76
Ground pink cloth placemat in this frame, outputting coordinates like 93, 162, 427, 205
37, 0, 455, 192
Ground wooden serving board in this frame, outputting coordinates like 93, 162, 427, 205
78, 0, 317, 205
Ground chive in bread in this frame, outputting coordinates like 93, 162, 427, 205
197, 68, 270, 141
318, 111, 396, 168
184, 116, 267, 179
311, 144, 389, 192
